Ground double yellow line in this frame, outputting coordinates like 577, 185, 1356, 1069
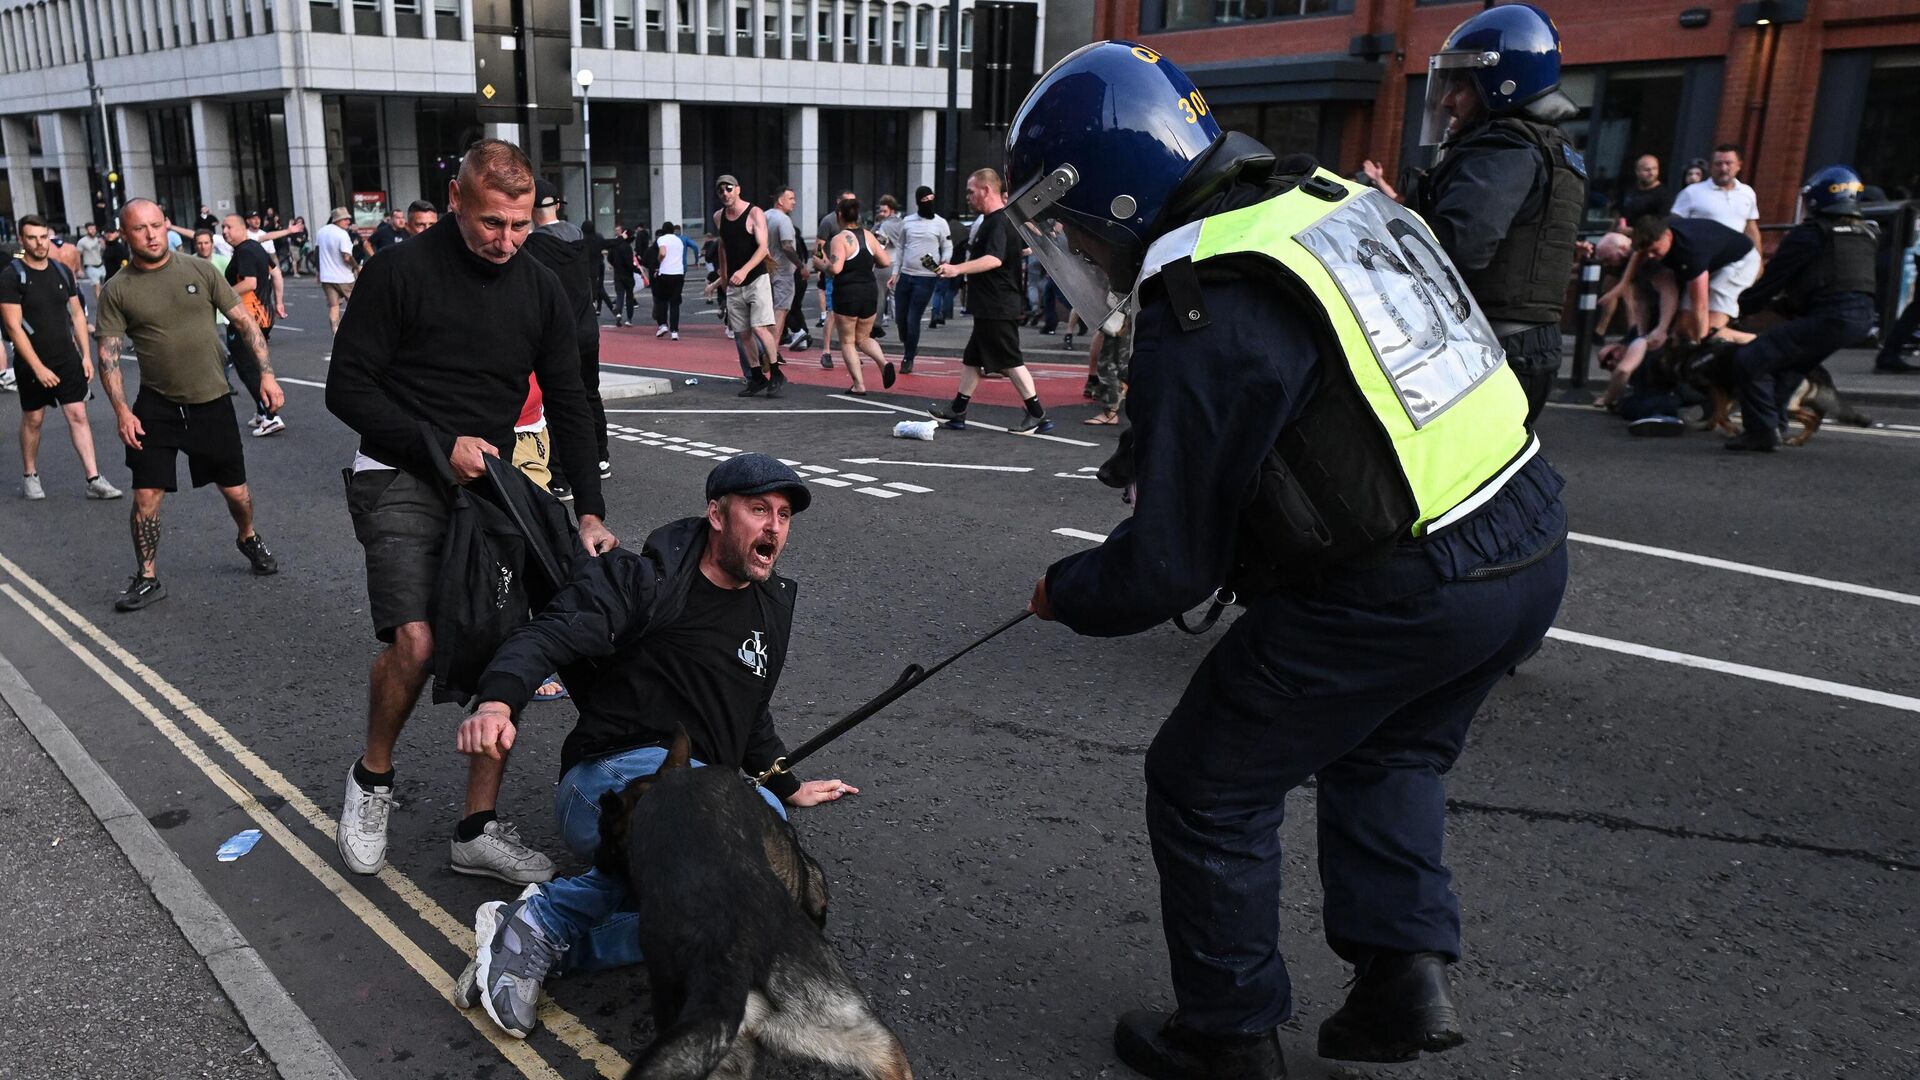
0, 549, 629, 1080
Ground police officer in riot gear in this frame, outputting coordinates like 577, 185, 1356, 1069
1723, 165, 1880, 451
1415, 4, 1585, 425
1011, 42, 1569, 1080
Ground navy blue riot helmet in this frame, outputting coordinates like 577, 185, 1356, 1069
1420, 4, 1566, 145
1801, 165, 1865, 216
1004, 41, 1224, 334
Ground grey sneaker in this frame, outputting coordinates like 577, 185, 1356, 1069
0, 368, 15, 392
451, 819, 555, 884
337, 764, 393, 875
85, 475, 123, 499
22, 474, 44, 500
475, 893, 565, 1039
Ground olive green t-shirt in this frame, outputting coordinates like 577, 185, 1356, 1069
97, 253, 239, 405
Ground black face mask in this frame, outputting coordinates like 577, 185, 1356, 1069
918, 201, 936, 219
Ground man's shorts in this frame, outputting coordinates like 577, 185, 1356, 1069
322, 280, 354, 304
724, 273, 775, 331
345, 466, 449, 641
17, 357, 87, 413
512, 428, 552, 490
1684, 248, 1761, 318
125, 389, 246, 492
84, 265, 106, 286
770, 267, 796, 314
962, 318, 1025, 375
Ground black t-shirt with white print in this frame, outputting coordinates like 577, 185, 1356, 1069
625, 571, 776, 769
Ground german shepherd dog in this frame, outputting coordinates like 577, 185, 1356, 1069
1678, 321, 1872, 445
595, 727, 914, 1080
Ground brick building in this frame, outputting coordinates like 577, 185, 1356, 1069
1095, 0, 1920, 230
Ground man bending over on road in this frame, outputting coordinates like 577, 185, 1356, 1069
97, 199, 282, 612
2, 214, 121, 501
452, 455, 857, 1040
325, 138, 617, 887
706, 175, 786, 397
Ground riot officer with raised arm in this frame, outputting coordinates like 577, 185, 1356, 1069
1722, 165, 1880, 452
1415, 4, 1586, 424
1010, 42, 1569, 1080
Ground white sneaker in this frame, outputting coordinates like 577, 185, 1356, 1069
248, 413, 267, 431
451, 819, 555, 884
655, 324, 668, 338
85, 475, 123, 500
0, 368, 15, 392
597, 460, 612, 480
22, 474, 45, 500
253, 415, 286, 437
669, 332, 679, 341
337, 764, 394, 875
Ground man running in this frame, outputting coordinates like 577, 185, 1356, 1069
220, 214, 288, 437
705, 175, 785, 397
97, 199, 282, 612
2, 215, 121, 502
928, 169, 1053, 435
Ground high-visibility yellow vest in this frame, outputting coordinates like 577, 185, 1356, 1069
1138, 169, 1535, 536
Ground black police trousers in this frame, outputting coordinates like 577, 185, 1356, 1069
1734, 293, 1873, 437
1500, 324, 1562, 427
1144, 456, 1569, 1037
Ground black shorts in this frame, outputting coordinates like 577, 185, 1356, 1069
345, 467, 450, 641
832, 288, 878, 321
962, 318, 1025, 375
17, 356, 87, 412
125, 390, 247, 492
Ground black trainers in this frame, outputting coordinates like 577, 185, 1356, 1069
114, 576, 167, 612
1113, 1010, 1285, 1080
1011, 414, 1056, 436
873, 325, 886, 339
928, 403, 967, 430
1317, 952, 1464, 1063
766, 366, 788, 399
737, 374, 769, 398
820, 350, 835, 369
1723, 431, 1779, 453
549, 483, 574, 503
881, 361, 897, 390
236, 533, 279, 576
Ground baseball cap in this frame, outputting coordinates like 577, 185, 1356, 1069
329, 206, 351, 223
704, 454, 811, 514
715, 174, 740, 190
534, 179, 564, 208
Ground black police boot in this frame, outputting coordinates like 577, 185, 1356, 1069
1113, 1010, 1285, 1080
1722, 430, 1779, 453
1317, 952, 1464, 1063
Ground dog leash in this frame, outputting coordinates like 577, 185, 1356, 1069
753, 610, 1034, 787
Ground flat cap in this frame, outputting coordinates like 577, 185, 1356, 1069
705, 453, 811, 513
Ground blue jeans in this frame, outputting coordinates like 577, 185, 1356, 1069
525, 746, 787, 974
893, 274, 938, 364
931, 277, 956, 321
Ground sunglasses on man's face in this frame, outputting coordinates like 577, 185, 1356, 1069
718, 184, 736, 192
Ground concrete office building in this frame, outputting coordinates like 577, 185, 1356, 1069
0, 0, 1055, 237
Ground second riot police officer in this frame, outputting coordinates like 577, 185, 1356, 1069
1723, 165, 1880, 452
1415, 4, 1586, 424
1011, 42, 1570, 1080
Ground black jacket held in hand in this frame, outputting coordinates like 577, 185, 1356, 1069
324, 214, 607, 518
430, 451, 580, 706
472, 516, 803, 801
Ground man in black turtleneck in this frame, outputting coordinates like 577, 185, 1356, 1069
325, 138, 618, 887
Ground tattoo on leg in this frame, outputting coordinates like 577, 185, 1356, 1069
132, 510, 161, 572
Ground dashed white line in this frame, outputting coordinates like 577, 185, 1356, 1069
884, 482, 933, 493
812, 477, 853, 487
857, 487, 902, 499
839, 472, 879, 483
1570, 532, 1920, 607
799, 465, 839, 474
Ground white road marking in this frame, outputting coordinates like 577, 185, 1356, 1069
841, 457, 1033, 473
276, 376, 328, 388
1541, 401, 1920, 441
839, 472, 878, 483
1545, 628, 1920, 713
607, 364, 742, 382
1570, 532, 1920, 607
827, 395, 1101, 448
800, 465, 839, 474
0, 560, 628, 1078
685, 449, 715, 457
714, 445, 741, 453
779, 459, 803, 466
1054, 472, 1098, 479
812, 477, 853, 487
616, 434, 643, 441
1048, 526, 1919, 713
601, 408, 912, 415
858, 486, 902, 498
688, 441, 715, 448
884, 481, 933, 493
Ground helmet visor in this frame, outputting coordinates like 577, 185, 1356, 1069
1420, 51, 1498, 146
1005, 164, 1138, 335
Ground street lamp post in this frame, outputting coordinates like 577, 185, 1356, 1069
576, 68, 595, 230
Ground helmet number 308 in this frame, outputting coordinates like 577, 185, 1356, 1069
1177, 90, 1211, 124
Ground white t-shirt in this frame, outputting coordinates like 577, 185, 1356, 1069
1670, 179, 1759, 236
316, 221, 357, 284
656, 234, 686, 276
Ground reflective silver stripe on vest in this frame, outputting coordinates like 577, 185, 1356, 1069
1293, 193, 1508, 430
1426, 432, 1539, 534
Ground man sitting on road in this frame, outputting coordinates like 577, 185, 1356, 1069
453, 455, 858, 1040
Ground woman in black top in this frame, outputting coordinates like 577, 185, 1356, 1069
812, 197, 894, 394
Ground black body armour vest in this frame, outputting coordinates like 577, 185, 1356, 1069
1423, 118, 1586, 326
1788, 216, 1879, 311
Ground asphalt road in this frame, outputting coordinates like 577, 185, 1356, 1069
1, 277, 1916, 1080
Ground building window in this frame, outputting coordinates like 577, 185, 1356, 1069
1147, 0, 1344, 32
146, 106, 198, 225
1212, 101, 1343, 168
228, 99, 289, 217
416, 97, 481, 209
351, 0, 380, 34
1810, 48, 1920, 202
310, 0, 342, 34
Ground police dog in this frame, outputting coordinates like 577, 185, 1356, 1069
595, 726, 913, 1080
1682, 339, 1871, 445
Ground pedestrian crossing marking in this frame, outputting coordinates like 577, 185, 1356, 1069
812, 477, 853, 487
884, 482, 932, 493
839, 473, 878, 483
857, 487, 901, 499
800, 465, 839, 474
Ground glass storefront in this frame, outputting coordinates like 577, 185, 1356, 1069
679, 105, 787, 233
1810, 48, 1920, 201
228, 99, 290, 217
146, 105, 198, 224
415, 97, 482, 210
1212, 101, 1343, 168
822, 109, 907, 211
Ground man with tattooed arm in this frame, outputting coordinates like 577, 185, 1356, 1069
96, 197, 284, 612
